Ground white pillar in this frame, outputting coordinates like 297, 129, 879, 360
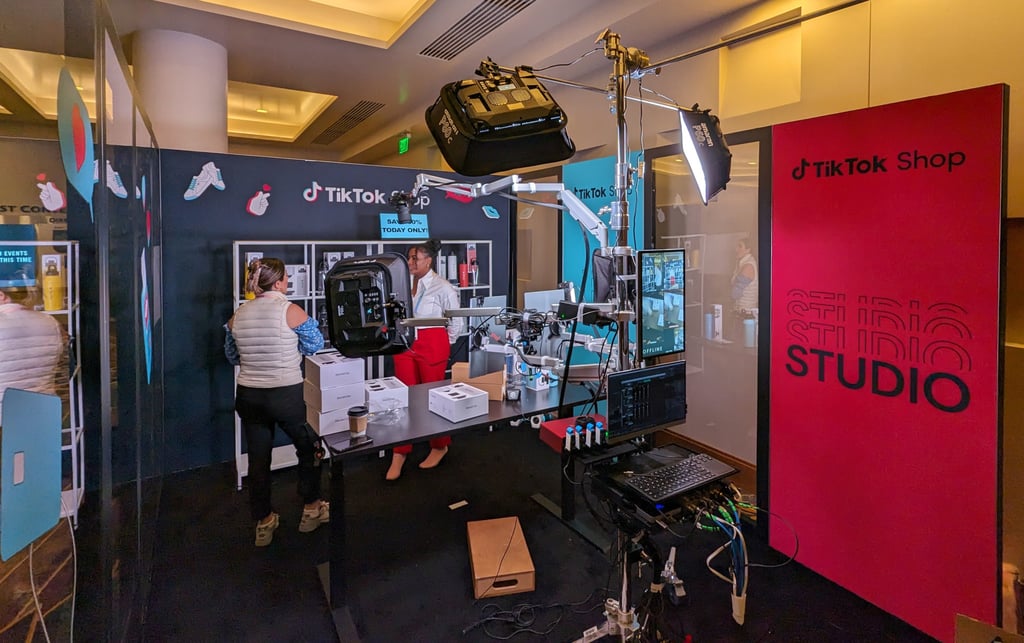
132, 29, 228, 152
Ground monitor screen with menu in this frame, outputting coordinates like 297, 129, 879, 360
637, 248, 685, 360
605, 360, 687, 444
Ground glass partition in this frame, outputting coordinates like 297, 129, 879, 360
646, 129, 769, 468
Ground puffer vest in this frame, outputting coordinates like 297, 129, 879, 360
232, 292, 302, 388
0, 303, 64, 420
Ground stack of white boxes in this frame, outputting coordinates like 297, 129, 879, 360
303, 351, 366, 436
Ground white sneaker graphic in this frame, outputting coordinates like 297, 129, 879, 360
246, 185, 271, 216
184, 161, 226, 201
93, 160, 128, 198
37, 177, 66, 212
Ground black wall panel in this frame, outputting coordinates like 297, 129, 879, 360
157, 150, 511, 472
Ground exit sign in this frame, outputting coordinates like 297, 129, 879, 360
398, 134, 410, 155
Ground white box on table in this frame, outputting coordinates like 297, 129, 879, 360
304, 351, 365, 389
303, 380, 365, 414
306, 406, 348, 436
365, 377, 408, 412
428, 383, 489, 423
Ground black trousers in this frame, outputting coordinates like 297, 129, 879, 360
235, 382, 321, 521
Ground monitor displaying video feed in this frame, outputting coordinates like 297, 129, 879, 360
637, 248, 685, 361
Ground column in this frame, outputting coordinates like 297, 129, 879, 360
131, 29, 228, 152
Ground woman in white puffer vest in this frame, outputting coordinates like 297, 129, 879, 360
224, 258, 328, 547
0, 288, 64, 422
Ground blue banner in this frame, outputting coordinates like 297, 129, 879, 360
379, 213, 429, 239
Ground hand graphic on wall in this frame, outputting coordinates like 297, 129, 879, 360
246, 184, 271, 216
36, 174, 66, 211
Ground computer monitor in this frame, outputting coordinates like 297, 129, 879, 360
604, 360, 687, 445
636, 248, 686, 360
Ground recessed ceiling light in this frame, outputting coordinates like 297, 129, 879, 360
255, 107, 268, 113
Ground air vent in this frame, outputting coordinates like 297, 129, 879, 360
419, 0, 536, 61
312, 100, 385, 145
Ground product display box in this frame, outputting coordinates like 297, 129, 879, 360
306, 406, 347, 436
428, 383, 489, 422
364, 376, 408, 412
450, 362, 505, 401
303, 380, 365, 414
304, 352, 365, 389
466, 516, 535, 599
285, 264, 310, 297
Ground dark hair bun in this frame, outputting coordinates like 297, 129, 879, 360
425, 239, 442, 255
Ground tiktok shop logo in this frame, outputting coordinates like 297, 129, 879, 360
790, 149, 967, 180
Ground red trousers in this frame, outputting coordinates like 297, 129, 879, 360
392, 327, 451, 454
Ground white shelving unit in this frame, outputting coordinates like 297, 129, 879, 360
230, 239, 493, 489
4, 240, 84, 525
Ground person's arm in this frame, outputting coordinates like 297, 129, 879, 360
223, 322, 240, 365
444, 284, 465, 343
287, 303, 324, 355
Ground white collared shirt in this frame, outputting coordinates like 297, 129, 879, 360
412, 270, 465, 344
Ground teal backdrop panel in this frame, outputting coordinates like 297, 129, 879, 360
560, 152, 643, 366
1, 389, 61, 561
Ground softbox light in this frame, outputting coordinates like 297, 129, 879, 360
324, 253, 413, 357
425, 63, 576, 176
678, 106, 732, 205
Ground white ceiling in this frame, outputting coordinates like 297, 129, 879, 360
0, 0, 766, 164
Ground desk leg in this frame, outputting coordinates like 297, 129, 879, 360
317, 455, 361, 641
531, 450, 611, 552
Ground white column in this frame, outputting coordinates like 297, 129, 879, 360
132, 29, 228, 152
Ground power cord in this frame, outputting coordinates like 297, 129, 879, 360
28, 497, 78, 643
462, 589, 608, 639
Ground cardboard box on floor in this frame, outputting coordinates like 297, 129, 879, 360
466, 517, 535, 599
451, 362, 505, 401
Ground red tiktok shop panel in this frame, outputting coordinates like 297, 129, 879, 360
769, 84, 1005, 642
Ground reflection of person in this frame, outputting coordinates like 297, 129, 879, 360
730, 238, 758, 314
0, 288, 64, 422
387, 239, 465, 481
224, 258, 328, 547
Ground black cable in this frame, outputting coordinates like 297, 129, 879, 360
555, 220, 591, 414
743, 504, 800, 569
532, 47, 603, 72
583, 322, 618, 417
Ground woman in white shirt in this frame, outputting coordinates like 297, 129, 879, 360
387, 239, 465, 480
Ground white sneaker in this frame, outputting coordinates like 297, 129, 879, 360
106, 160, 128, 199
205, 161, 225, 191
298, 501, 329, 533
183, 161, 225, 200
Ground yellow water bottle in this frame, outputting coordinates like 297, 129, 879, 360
243, 264, 255, 300
42, 258, 65, 311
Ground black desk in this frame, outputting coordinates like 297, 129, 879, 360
318, 380, 591, 640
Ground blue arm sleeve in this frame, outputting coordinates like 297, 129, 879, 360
223, 324, 240, 365
293, 317, 325, 356
731, 274, 753, 301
